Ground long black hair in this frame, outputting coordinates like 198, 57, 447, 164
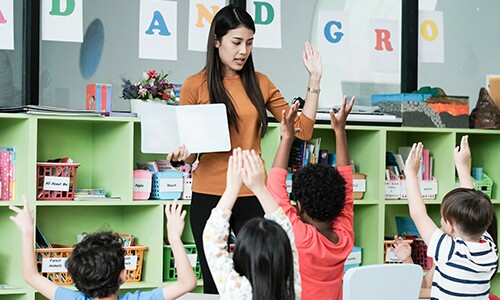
205, 5, 268, 137
232, 218, 295, 299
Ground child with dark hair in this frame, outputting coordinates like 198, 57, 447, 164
405, 135, 498, 299
10, 199, 197, 300
266, 96, 355, 300
203, 148, 300, 299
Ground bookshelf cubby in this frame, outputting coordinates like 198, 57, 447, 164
1, 114, 499, 298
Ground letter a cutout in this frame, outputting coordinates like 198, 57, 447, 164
145, 11, 171, 36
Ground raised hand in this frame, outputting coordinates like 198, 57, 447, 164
226, 148, 244, 195
165, 200, 187, 243
302, 41, 322, 79
330, 96, 355, 133
392, 236, 412, 263
405, 142, 423, 179
241, 149, 266, 193
167, 144, 191, 162
454, 135, 471, 169
9, 196, 34, 235
280, 101, 300, 141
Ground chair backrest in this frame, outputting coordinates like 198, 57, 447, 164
343, 264, 423, 300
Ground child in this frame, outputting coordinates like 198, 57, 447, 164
9, 198, 197, 300
266, 96, 355, 300
202, 148, 300, 299
405, 136, 498, 299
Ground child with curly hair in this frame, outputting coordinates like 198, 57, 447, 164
10, 199, 197, 300
266, 96, 355, 299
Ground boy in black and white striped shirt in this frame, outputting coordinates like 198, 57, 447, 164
405, 136, 498, 300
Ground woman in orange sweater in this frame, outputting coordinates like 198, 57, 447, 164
168, 4, 322, 294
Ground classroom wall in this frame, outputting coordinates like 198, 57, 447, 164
38, 0, 404, 111
419, 0, 500, 109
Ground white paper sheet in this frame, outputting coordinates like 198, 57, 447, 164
140, 102, 231, 154
247, 0, 282, 49
41, 0, 83, 42
188, 0, 225, 52
139, 0, 177, 60
0, 0, 14, 50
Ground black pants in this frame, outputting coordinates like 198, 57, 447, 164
190, 192, 265, 294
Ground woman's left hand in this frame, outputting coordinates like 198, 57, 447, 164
302, 41, 322, 79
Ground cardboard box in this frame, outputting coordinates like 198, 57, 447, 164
86, 84, 112, 112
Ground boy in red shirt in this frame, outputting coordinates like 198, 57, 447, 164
267, 96, 355, 300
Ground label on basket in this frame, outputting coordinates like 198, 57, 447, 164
43, 176, 70, 192
125, 255, 138, 270
159, 178, 183, 192
133, 178, 152, 192
42, 257, 68, 272
174, 253, 198, 268
385, 248, 401, 263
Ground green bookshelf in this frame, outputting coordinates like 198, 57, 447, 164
1, 114, 499, 299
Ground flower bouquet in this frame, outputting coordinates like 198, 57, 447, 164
121, 70, 178, 105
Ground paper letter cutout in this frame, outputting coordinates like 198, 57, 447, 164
139, 0, 177, 60
420, 20, 438, 41
324, 21, 344, 43
254, 1, 274, 25
145, 11, 171, 36
419, 10, 444, 63
374, 29, 394, 51
317, 10, 349, 66
248, 0, 281, 49
0, 8, 6, 23
49, 0, 75, 16
195, 4, 218, 28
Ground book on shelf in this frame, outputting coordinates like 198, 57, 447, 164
74, 188, 107, 196
35, 226, 51, 249
73, 196, 121, 201
0, 105, 103, 116
101, 111, 138, 118
0, 146, 15, 201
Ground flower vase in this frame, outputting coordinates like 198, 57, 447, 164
129, 99, 144, 117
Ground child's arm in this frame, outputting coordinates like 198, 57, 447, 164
216, 148, 244, 211
405, 143, 438, 245
163, 201, 197, 300
271, 101, 300, 170
329, 96, 355, 167
9, 197, 58, 300
454, 135, 474, 189
242, 149, 279, 214
203, 149, 248, 295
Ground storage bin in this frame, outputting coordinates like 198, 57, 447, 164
36, 245, 148, 285
383, 238, 432, 270
396, 216, 420, 237
353, 173, 367, 199
36, 163, 80, 200
473, 173, 493, 198
163, 244, 201, 281
151, 170, 184, 200
385, 178, 437, 200
344, 246, 362, 272
133, 169, 152, 200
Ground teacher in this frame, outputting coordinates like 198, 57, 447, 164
168, 4, 321, 294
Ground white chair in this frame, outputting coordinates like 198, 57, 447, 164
343, 264, 423, 300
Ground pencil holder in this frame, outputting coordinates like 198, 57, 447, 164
36, 163, 80, 200
133, 169, 152, 200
